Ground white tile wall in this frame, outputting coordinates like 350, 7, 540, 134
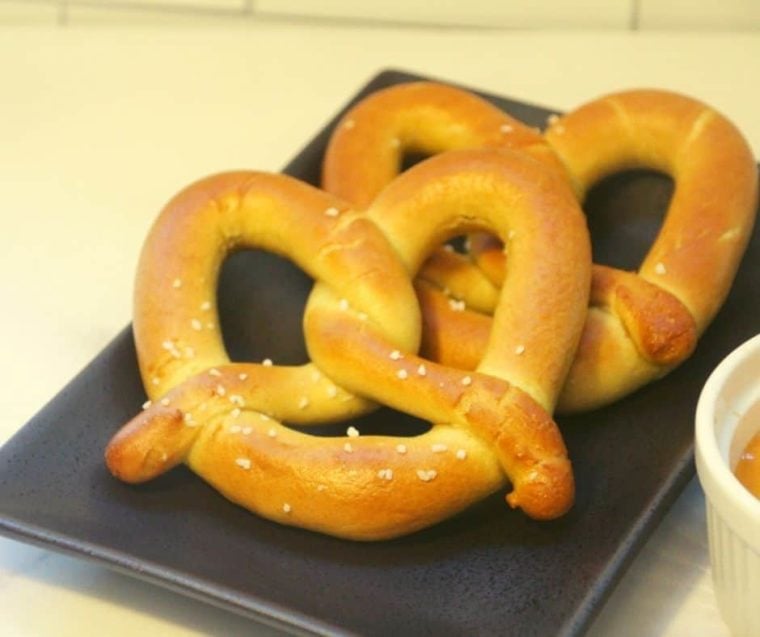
69, 0, 244, 9
62, 3, 246, 25
0, 1, 58, 24
1, 0, 759, 30
639, 0, 760, 30
0, 0, 248, 26
255, 0, 633, 29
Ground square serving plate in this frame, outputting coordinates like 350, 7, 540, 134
1, 69, 758, 637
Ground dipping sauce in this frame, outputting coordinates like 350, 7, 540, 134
735, 431, 760, 499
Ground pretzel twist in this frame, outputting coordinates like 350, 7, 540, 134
106, 148, 590, 540
323, 84, 758, 413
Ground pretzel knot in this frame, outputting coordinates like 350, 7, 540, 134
324, 83, 759, 413
105, 148, 591, 540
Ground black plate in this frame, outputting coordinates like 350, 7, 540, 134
1, 69, 758, 637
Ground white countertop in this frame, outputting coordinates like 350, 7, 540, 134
1, 21, 758, 636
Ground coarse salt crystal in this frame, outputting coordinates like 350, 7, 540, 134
416, 469, 438, 482
377, 468, 394, 480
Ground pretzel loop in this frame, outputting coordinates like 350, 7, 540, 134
107, 170, 422, 502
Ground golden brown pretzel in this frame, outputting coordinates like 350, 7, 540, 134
106, 148, 591, 540
323, 84, 758, 413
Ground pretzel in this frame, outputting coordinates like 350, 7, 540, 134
324, 84, 758, 413
105, 148, 591, 540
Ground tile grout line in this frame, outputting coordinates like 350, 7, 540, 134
629, 0, 641, 31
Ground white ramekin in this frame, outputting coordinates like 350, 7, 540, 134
696, 334, 760, 637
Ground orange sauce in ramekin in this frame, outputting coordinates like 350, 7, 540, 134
735, 431, 760, 499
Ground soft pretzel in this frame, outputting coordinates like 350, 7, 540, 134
323, 84, 758, 413
106, 148, 590, 540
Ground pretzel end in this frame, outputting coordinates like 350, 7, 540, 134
472, 386, 575, 520
505, 457, 575, 520
105, 408, 189, 483
613, 278, 698, 366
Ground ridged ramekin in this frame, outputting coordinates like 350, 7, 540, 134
696, 334, 760, 637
